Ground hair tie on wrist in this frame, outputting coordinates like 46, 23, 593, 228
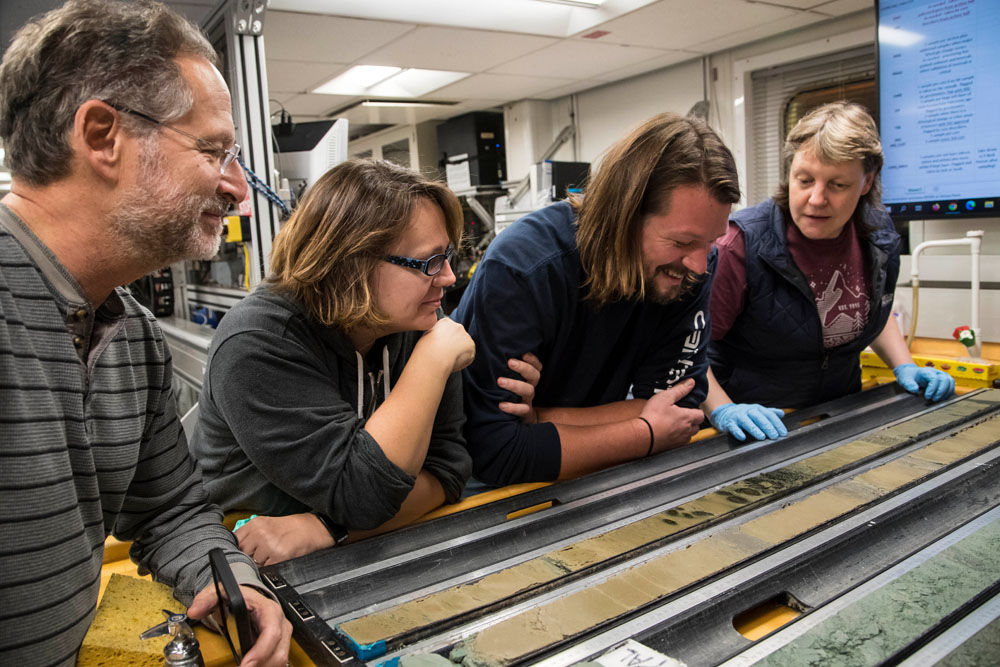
638, 416, 654, 457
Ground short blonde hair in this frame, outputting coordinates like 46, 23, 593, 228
268, 159, 463, 330
775, 101, 884, 228
572, 113, 740, 306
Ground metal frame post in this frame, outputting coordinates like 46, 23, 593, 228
202, 0, 279, 288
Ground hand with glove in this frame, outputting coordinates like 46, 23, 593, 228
709, 402, 787, 442
893, 363, 955, 402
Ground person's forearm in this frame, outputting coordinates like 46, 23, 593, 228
700, 366, 733, 419
870, 317, 915, 370
536, 399, 645, 426
555, 419, 649, 479
364, 353, 452, 475
348, 470, 445, 541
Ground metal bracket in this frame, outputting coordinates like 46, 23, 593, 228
290, 599, 316, 622
232, 0, 267, 36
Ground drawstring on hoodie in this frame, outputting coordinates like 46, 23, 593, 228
355, 346, 392, 419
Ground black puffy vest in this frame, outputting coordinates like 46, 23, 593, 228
709, 199, 901, 409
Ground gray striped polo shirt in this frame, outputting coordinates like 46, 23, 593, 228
0, 203, 259, 666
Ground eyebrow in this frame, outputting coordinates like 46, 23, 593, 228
396, 243, 450, 258
194, 120, 236, 147
667, 236, 696, 244
205, 130, 236, 149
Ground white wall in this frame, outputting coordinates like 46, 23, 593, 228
501, 10, 999, 344
504, 99, 575, 184
895, 219, 1000, 342
574, 58, 704, 165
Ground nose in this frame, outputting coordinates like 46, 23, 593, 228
433, 256, 457, 288
682, 242, 712, 275
808, 182, 827, 207
218, 157, 249, 204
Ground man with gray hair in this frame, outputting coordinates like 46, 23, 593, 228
0, 1, 290, 663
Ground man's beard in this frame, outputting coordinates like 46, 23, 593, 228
109, 141, 229, 266
646, 263, 703, 305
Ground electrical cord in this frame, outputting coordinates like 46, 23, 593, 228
239, 157, 290, 217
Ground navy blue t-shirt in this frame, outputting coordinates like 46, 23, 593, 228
454, 201, 713, 486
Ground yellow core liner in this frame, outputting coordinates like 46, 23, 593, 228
733, 599, 801, 640
337, 391, 1000, 652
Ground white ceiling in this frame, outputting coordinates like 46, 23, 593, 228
258, 0, 869, 131
165, 0, 871, 133
3, 0, 869, 137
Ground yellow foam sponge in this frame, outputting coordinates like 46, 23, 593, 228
77, 574, 185, 666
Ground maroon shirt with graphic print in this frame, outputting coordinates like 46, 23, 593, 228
711, 218, 870, 349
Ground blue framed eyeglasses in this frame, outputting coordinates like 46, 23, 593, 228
106, 102, 241, 175
383, 245, 455, 276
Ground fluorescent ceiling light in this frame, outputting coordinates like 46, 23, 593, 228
878, 25, 923, 48
313, 65, 401, 95
535, 0, 604, 6
314, 66, 469, 98
327, 98, 459, 117
368, 69, 469, 97
361, 100, 458, 108
272, 0, 659, 39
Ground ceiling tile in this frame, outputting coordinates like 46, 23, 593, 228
592, 50, 698, 82
264, 11, 414, 63
282, 93, 359, 118
694, 10, 831, 53
759, 0, 831, 8
586, 0, 797, 50
809, 0, 876, 16
430, 73, 579, 101
491, 40, 670, 79
531, 79, 606, 100
358, 27, 558, 73
267, 60, 347, 94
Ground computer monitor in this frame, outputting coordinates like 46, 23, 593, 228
877, 0, 999, 220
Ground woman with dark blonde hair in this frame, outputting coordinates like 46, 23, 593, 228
704, 102, 953, 442
189, 159, 475, 564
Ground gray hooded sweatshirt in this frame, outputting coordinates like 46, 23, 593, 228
189, 285, 471, 530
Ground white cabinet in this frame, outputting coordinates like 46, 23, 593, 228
349, 121, 441, 178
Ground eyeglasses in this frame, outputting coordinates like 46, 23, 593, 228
107, 102, 241, 175
383, 245, 455, 276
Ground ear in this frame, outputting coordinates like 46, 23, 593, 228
860, 171, 875, 197
72, 100, 127, 183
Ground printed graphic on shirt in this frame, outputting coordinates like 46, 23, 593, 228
657, 309, 706, 391
809, 268, 869, 348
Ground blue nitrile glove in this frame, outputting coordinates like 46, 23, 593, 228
893, 363, 955, 402
709, 403, 788, 442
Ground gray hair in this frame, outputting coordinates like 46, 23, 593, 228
0, 0, 217, 186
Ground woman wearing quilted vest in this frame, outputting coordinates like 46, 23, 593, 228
703, 102, 953, 441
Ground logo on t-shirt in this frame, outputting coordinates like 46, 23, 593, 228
660, 309, 706, 389
815, 269, 869, 348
